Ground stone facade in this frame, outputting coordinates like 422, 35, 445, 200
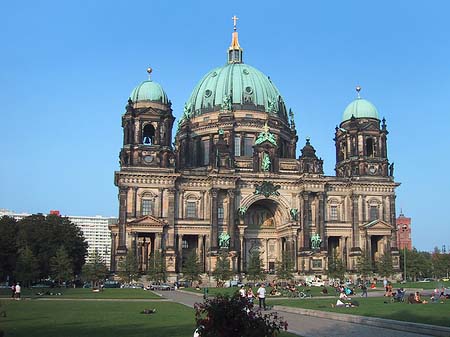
109, 27, 400, 280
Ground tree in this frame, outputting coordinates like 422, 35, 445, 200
14, 246, 39, 287
356, 250, 374, 279
50, 246, 73, 285
400, 248, 433, 281
81, 250, 109, 287
247, 250, 266, 282
431, 250, 450, 279
275, 251, 294, 282
212, 251, 232, 287
194, 293, 288, 337
0, 216, 18, 281
147, 250, 166, 283
182, 250, 201, 285
376, 251, 394, 278
16, 214, 87, 279
118, 250, 139, 283
327, 250, 345, 280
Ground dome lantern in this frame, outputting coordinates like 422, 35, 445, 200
228, 15, 243, 64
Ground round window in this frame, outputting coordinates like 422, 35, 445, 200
245, 86, 253, 94
205, 89, 212, 98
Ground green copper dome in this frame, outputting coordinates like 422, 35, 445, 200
183, 63, 287, 120
129, 80, 169, 104
342, 98, 379, 122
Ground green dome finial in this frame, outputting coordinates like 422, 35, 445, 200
129, 68, 169, 104
342, 86, 379, 122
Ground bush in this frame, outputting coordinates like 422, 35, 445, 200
194, 293, 288, 337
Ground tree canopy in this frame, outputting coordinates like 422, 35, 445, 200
0, 214, 87, 283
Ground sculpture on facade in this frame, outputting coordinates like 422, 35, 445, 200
311, 233, 322, 250
238, 206, 247, 217
254, 181, 281, 198
290, 208, 299, 221
255, 122, 277, 146
261, 153, 271, 171
219, 232, 231, 249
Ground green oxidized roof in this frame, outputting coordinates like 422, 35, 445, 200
342, 98, 379, 122
129, 80, 169, 104
183, 63, 286, 120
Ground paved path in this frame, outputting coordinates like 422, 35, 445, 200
155, 290, 432, 337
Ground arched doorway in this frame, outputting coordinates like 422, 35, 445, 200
242, 199, 284, 273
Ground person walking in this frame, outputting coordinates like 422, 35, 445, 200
360, 282, 368, 298
11, 283, 16, 298
15, 283, 21, 300
257, 283, 266, 310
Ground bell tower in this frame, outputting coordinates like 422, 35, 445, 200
335, 87, 392, 178
119, 68, 175, 170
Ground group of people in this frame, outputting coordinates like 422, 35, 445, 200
239, 284, 267, 310
332, 290, 360, 308
10, 283, 21, 300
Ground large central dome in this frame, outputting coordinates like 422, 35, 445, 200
185, 63, 285, 118
181, 24, 287, 122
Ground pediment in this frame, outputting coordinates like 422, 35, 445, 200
360, 219, 393, 230
128, 215, 167, 228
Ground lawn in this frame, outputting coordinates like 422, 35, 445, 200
0, 296, 298, 337
268, 296, 450, 327
0, 288, 161, 299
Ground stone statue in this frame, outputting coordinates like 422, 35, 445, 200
389, 162, 394, 176
255, 122, 277, 147
290, 208, 299, 221
238, 206, 247, 217
261, 153, 271, 171
219, 232, 230, 249
311, 233, 322, 250
222, 94, 232, 111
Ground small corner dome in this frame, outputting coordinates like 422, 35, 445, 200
129, 80, 169, 104
342, 98, 379, 122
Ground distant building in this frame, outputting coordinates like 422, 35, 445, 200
68, 215, 117, 269
0, 209, 117, 269
396, 212, 412, 250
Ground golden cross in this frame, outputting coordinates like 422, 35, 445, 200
232, 15, 239, 30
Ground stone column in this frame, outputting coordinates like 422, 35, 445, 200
317, 193, 325, 251
166, 188, 176, 249
210, 189, 219, 249
351, 194, 360, 248
302, 192, 310, 248
155, 233, 162, 251
198, 235, 204, 272
227, 190, 236, 249
117, 187, 128, 252
131, 187, 138, 217
240, 234, 245, 272
143, 239, 149, 270
111, 233, 117, 272
177, 234, 183, 273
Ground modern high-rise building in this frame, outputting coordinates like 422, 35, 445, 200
0, 209, 116, 269
110, 20, 401, 281
396, 212, 412, 250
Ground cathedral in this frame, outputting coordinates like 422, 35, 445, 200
109, 19, 400, 281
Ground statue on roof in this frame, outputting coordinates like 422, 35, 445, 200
255, 122, 277, 146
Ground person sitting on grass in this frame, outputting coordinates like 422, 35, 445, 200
412, 291, 428, 304
141, 308, 157, 314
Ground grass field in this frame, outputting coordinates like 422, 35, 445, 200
0, 295, 297, 337
268, 296, 450, 327
0, 288, 161, 299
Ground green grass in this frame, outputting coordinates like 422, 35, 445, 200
0, 299, 298, 337
0, 288, 161, 299
0, 300, 195, 337
268, 296, 450, 327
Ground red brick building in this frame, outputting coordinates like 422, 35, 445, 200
396, 212, 412, 250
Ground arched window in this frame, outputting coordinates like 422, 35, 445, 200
143, 124, 155, 145
366, 138, 374, 157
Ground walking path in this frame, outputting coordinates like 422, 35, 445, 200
156, 290, 433, 337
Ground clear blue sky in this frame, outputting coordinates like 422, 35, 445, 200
1, 0, 449, 252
